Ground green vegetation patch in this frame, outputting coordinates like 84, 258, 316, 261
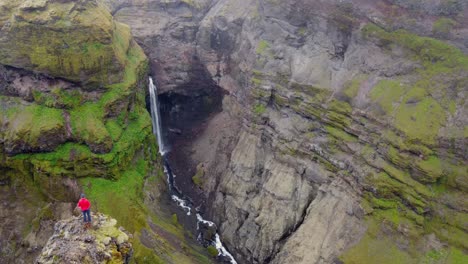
415, 156, 444, 183
341, 22, 468, 264
192, 167, 204, 187
33, 88, 84, 109
432, 18, 456, 37
395, 97, 446, 145
7, 107, 152, 182
207, 245, 218, 257
1, 102, 65, 150
0, 0, 129, 87
340, 233, 416, 264
81, 157, 148, 233
253, 103, 267, 115
369, 79, 406, 114
80, 156, 214, 264
325, 126, 357, 142
362, 23, 468, 72
363, 23, 468, 145
256, 40, 271, 55
70, 103, 112, 152
343, 74, 368, 99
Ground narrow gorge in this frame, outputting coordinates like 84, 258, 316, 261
0, 0, 467, 264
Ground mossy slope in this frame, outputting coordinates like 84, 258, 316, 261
0, 0, 129, 87
248, 21, 467, 263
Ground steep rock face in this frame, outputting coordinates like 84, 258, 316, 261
0, 0, 151, 262
1, 1, 222, 263
0, 0, 150, 188
36, 213, 132, 264
0, 0, 128, 87
113, 0, 468, 263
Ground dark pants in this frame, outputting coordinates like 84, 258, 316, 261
82, 209, 91, 223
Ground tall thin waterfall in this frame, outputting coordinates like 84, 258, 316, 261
148, 77, 166, 155
148, 77, 237, 264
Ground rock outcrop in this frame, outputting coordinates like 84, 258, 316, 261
36, 213, 132, 264
111, 0, 468, 263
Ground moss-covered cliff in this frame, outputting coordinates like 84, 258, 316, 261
0, 1, 214, 263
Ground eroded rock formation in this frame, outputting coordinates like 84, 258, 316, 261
36, 213, 132, 264
112, 0, 467, 263
0, 1, 215, 263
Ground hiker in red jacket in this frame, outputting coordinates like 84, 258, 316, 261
77, 193, 91, 226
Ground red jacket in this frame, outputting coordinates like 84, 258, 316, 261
78, 198, 91, 211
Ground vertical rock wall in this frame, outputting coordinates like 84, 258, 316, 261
112, 0, 467, 263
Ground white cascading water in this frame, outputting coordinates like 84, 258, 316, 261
148, 77, 237, 264
148, 77, 166, 155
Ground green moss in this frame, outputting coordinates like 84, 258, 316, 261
256, 40, 270, 55
31, 203, 55, 231
6, 106, 152, 180
448, 100, 457, 114
105, 120, 123, 141
416, 156, 444, 183
363, 23, 467, 144
329, 99, 352, 114
192, 169, 204, 187
362, 23, 468, 71
343, 74, 368, 99
3, 36, 150, 178
131, 236, 166, 264
290, 82, 329, 101
273, 94, 289, 107
342, 23, 468, 264
325, 126, 357, 142
252, 78, 263, 86
70, 103, 112, 152
81, 157, 148, 232
171, 214, 179, 225
206, 246, 218, 257
395, 97, 446, 145
340, 233, 416, 264
2, 102, 65, 149
368, 171, 428, 212
0, 0, 128, 86
383, 130, 433, 156
447, 247, 468, 264
253, 103, 267, 115
370, 197, 398, 210
342, 195, 468, 263
425, 217, 468, 250
370, 80, 406, 113
432, 18, 456, 36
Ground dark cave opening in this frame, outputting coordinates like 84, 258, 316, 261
148, 79, 226, 206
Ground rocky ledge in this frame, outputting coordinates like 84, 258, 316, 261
36, 213, 132, 264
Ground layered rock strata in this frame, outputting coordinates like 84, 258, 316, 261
112, 0, 468, 263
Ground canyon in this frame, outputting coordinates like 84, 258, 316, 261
0, 0, 467, 263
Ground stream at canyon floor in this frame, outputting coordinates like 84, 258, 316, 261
149, 78, 237, 264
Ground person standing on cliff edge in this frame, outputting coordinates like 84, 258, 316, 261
77, 193, 92, 228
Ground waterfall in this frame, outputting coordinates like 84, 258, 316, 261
148, 76, 237, 264
148, 77, 166, 155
